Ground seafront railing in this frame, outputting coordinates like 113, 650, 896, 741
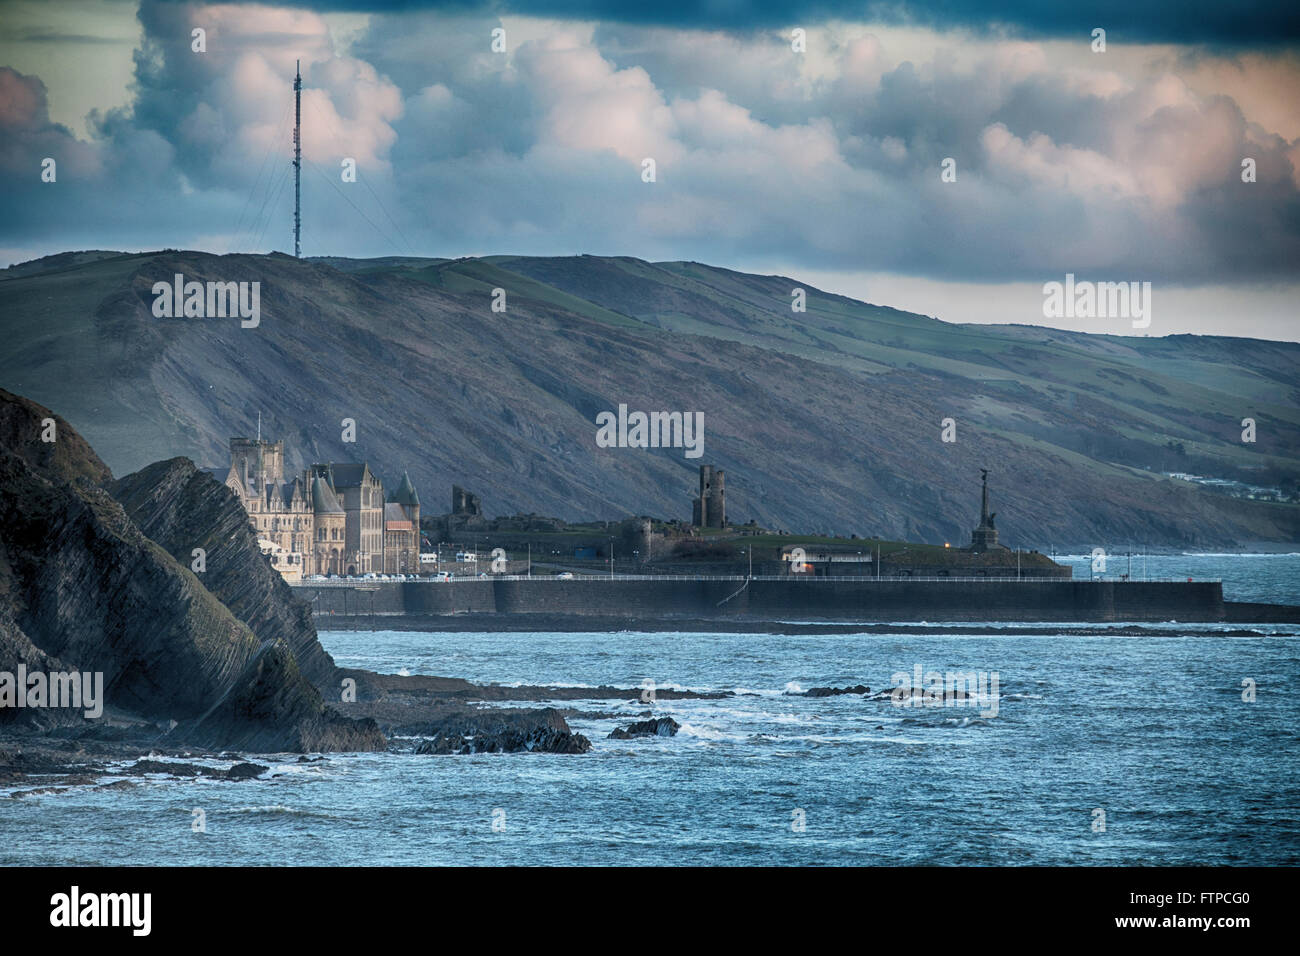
290, 574, 1217, 586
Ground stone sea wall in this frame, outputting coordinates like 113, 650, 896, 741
303, 577, 1226, 623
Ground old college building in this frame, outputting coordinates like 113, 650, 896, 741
223, 437, 420, 581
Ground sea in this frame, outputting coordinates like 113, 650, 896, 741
3, 553, 1298, 866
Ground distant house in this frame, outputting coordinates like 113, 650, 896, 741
780, 549, 873, 575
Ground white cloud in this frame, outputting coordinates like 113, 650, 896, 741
2, 2, 1298, 326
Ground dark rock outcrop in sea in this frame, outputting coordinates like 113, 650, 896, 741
865, 686, 971, 702
0, 388, 384, 753
413, 707, 592, 754
608, 716, 681, 739
123, 758, 267, 780
794, 685, 872, 698
1, 742, 275, 791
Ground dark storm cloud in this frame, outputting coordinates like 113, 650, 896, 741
3, 0, 1299, 291
215, 0, 1300, 45
1, 30, 133, 44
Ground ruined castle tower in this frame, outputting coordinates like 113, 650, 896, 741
692, 465, 726, 529
452, 484, 481, 517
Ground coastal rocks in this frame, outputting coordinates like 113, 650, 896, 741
223, 762, 268, 780
112, 458, 338, 688
0, 388, 111, 488
414, 707, 591, 755
608, 717, 680, 739
794, 684, 871, 698
0, 389, 385, 754
334, 671, 722, 747
11, 786, 70, 798
182, 640, 384, 753
335, 668, 481, 704
123, 758, 267, 780
458, 682, 731, 703
1, 740, 280, 788
865, 686, 971, 702
0, 436, 253, 722
126, 759, 203, 777
0, 745, 102, 785
416, 729, 590, 755
0, 609, 70, 730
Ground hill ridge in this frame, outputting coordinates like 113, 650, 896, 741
0, 249, 1295, 548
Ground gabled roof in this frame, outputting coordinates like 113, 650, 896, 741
325, 463, 374, 488
222, 463, 244, 494
280, 477, 306, 509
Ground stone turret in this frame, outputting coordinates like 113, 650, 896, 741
390, 471, 420, 523
310, 475, 345, 575
310, 475, 344, 514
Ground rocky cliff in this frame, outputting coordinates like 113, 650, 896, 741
111, 457, 339, 689
0, 388, 384, 751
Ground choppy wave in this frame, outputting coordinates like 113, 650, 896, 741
1180, 552, 1300, 557
8, 600, 1297, 866
675, 722, 746, 743
225, 805, 348, 820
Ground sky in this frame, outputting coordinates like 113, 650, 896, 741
1, 0, 1298, 340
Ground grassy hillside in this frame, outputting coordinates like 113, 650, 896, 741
0, 249, 1295, 549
